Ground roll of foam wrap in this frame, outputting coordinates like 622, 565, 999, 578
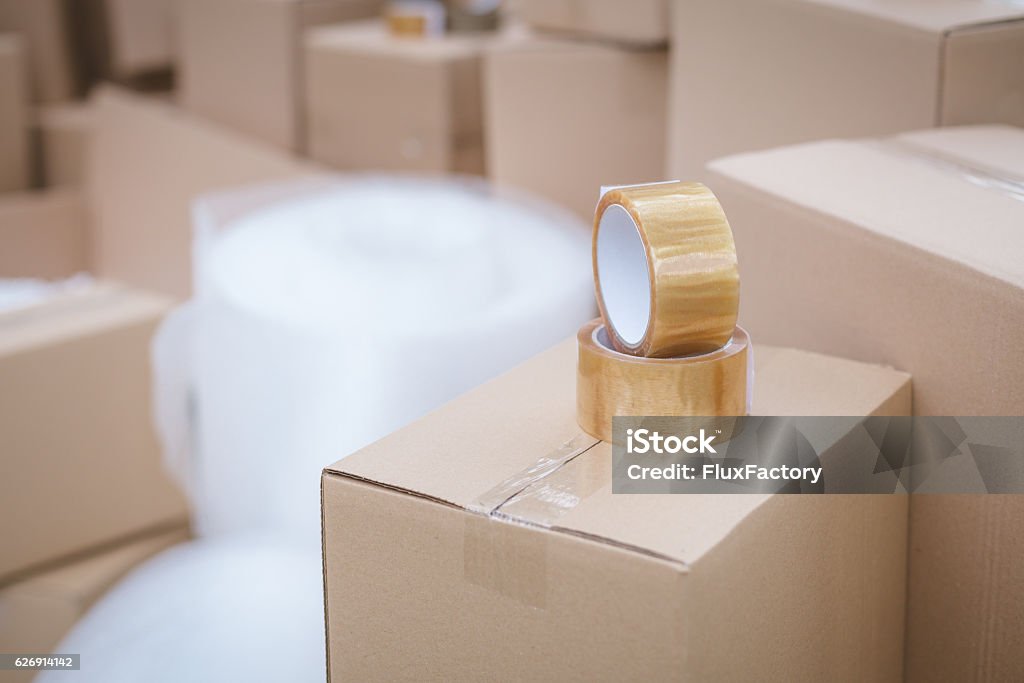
154, 176, 594, 543
593, 181, 739, 357
576, 319, 750, 442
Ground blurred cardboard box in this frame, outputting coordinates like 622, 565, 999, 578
0, 0, 76, 102
485, 37, 666, 219
89, 86, 321, 298
707, 125, 1024, 683
322, 339, 911, 681
305, 20, 488, 174
178, 0, 383, 152
707, 125, 1024, 417
36, 102, 93, 187
0, 33, 29, 191
905, 495, 1024, 683
0, 281, 190, 583
512, 0, 667, 45
0, 526, 187, 683
669, 0, 1024, 179
0, 190, 88, 279
76, 0, 175, 79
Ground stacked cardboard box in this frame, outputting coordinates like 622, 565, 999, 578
305, 20, 492, 175
0, 33, 28, 191
35, 101, 93, 187
669, 0, 1024, 179
178, 0, 384, 152
512, 0, 668, 45
322, 338, 912, 680
0, 0, 76, 102
707, 124, 1024, 683
485, 36, 667, 219
0, 189, 88, 278
0, 281, 190, 583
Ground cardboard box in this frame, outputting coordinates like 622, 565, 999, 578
0, 33, 29, 191
511, 0, 668, 45
668, 0, 1024, 179
485, 37, 667, 219
178, 0, 383, 152
0, 526, 187, 682
305, 20, 489, 174
95, 0, 175, 77
0, 0, 75, 103
0, 282, 190, 583
0, 189, 88, 279
88, 86, 321, 298
707, 125, 1024, 417
322, 339, 911, 681
36, 101, 93, 187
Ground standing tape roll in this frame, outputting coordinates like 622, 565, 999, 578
576, 319, 749, 443
594, 181, 739, 358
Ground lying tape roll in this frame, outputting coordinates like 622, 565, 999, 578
576, 318, 749, 443
594, 181, 739, 358
386, 1, 446, 37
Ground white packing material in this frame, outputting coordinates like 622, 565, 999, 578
154, 175, 595, 543
37, 535, 326, 683
0, 274, 92, 313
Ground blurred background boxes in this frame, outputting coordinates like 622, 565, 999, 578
178, 0, 383, 152
669, 0, 1024, 179
0, 189, 87, 278
305, 20, 488, 174
323, 337, 911, 681
484, 36, 667, 218
0, 282, 189, 583
69, 0, 175, 85
0, 527, 186, 683
512, 0, 667, 44
0, 0, 76, 102
88, 87, 320, 299
0, 33, 28, 192
707, 125, 1024, 417
35, 101, 93, 187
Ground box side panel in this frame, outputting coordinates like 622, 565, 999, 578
689, 495, 907, 682
485, 41, 667, 219
669, 0, 939, 179
0, 190, 88, 279
905, 495, 1024, 683
707, 167, 1024, 416
0, 310, 189, 581
513, 0, 668, 45
0, 0, 75, 102
323, 474, 687, 681
941, 22, 1024, 129
0, 34, 29, 192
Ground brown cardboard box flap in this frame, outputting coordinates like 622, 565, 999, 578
708, 127, 1024, 291
326, 338, 910, 565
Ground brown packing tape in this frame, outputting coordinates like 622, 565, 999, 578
576, 319, 749, 443
594, 181, 739, 357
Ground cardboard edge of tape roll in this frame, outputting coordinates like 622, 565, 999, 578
593, 181, 740, 358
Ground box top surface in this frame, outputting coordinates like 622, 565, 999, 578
709, 125, 1024, 291
0, 281, 171, 357
307, 19, 494, 60
802, 0, 1024, 34
325, 338, 910, 565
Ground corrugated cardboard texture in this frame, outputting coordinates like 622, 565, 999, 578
0, 283, 189, 583
905, 495, 1024, 682
511, 0, 668, 45
0, 527, 186, 683
0, 0, 75, 102
305, 21, 487, 174
485, 37, 667, 219
707, 125, 1024, 416
178, 0, 382, 152
0, 189, 88, 279
36, 101, 93, 187
0, 33, 28, 192
88, 86, 319, 298
668, 0, 1024, 180
323, 338, 910, 680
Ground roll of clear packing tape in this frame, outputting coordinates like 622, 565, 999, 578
576, 319, 750, 443
593, 181, 739, 358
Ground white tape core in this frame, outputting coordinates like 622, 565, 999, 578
595, 204, 651, 347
